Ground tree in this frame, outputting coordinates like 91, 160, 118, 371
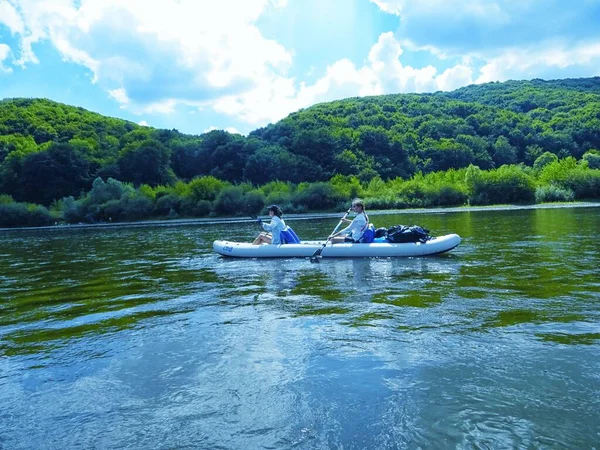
524, 144, 544, 165
19, 142, 92, 205
289, 128, 339, 172
0, 134, 38, 164
357, 126, 411, 178
210, 137, 257, 182
117, 139, 175, 186
291, 182, 345, 210
421, 138, 475, 172
187, 176, 229, 202
244, 145, 323, 184
333, 149, 360, 175
170, 138, 204, 180
533, 151, 559, 171
466, 165, 535, 205
89, 177, 127, 204
455, 134, 494, 169
492, 136, 518, 167
582, 150, 600, 169
213, 185, 263, 216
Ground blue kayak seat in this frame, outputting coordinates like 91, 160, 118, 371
360, 224, 375, 243
280, 226, 301, 244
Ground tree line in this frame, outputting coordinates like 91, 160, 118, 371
1, 77, 600, 227
1, 155, 599, 228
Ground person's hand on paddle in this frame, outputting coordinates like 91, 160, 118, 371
310, 205, 353, 262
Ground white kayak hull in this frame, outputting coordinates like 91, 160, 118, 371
213, 234, 461, 258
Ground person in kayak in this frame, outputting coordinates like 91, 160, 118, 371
329, 198, 369, 243
252, 205, 287, 245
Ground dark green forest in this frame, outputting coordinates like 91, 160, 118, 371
1, 77, 600, 227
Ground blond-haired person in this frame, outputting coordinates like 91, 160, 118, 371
329, 199, 368, 244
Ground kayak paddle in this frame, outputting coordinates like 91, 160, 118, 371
310, 206, 352, 262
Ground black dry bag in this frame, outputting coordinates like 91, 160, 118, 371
386, 225, 431, 243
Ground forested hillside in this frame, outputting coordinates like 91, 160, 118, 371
250, 77, 600, 179
1, 77, 600, 227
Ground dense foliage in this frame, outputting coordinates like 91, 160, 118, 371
1, 77, 600, 227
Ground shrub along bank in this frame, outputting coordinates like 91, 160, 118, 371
1, 156, 599, 228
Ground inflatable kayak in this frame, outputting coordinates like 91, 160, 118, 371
213, 234, 461, 258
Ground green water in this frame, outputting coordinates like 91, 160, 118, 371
1, 206, 599, 449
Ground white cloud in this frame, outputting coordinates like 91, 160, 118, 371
368, 0, 403, 15
4, 0, 600, 131
367, 32, 439, 93
203, 125, 243, 135
397, 39, 448, 60
137, 99, 178, 115
476, 41, 600, 83
8, 0, 292, 101
211, 33, 470, 125
226, 127, 242, 135
108, 88, 129, 105
0, 43, 13, 73
369, 0, 509, 23
209, 30, 600, 125
53, 36, 99, 80
137, 120, 149, 126
369, 0, 600, 59
10, 0, 82, 67
211, 75, 298, 125
0, 0, 24, 34
436, 64, 474, 91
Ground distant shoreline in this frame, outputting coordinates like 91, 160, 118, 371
2, 201, 599, 232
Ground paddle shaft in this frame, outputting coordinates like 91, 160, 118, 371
310, 207, 353, 260
250, 214, 262, 227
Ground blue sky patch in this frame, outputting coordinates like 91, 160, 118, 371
1, 0, 599, 135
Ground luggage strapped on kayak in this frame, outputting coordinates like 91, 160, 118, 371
386, 225, 431, 243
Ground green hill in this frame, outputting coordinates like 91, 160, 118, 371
251, 76, 600, 178
1, 77, 600, 207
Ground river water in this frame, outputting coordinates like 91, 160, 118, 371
1, 206, 599, 449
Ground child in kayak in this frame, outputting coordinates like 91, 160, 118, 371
252, 205, 286, 245
329, 198, 369, 243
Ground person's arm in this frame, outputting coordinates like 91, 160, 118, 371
331, 220, 354, 238
336, 215, 364, 238
330, 228, 347, 238
262, 216, 281, 232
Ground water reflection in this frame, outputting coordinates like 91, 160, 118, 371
483, 309, 587, 328
1, 206, 599, 448
535, 332, 600, 345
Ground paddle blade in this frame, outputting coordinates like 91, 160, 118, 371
309, 244, 326, 262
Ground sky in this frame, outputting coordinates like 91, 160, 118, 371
1, 0, 600, 136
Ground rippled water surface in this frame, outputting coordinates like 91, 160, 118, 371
1, 207, 599, 449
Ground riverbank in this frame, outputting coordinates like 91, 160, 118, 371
2, 201, 599, 232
